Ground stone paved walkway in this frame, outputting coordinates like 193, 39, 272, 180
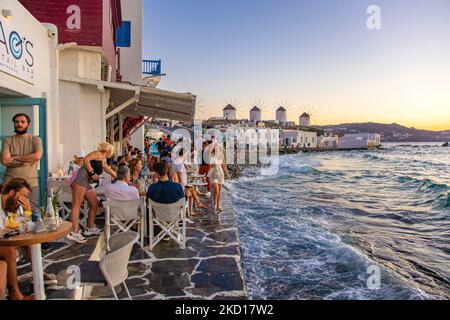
17, 191, 248, 300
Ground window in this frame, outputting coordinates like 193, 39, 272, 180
116, 21, 131, 47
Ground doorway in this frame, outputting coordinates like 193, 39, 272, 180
0, 98, 48, 206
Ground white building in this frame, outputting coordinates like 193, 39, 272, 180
300, 113, 311, 127
337, 133, 381, 149
223, 104, 237, 120
119, 0, 144, 151
318, 136, 339, 149
118, 0, 143, 85
276, 107, 287, 124
250, 106, 261, 123
3, 0, 196, 203
280, 130, 318, 149
0, 0, 56, 203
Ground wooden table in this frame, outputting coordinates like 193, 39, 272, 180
0, 221, 72, 300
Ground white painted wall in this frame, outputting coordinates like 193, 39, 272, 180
119, 0, 143, 84
129, 125, 144, 151
58, 49, 110, 166
120, 0, 144, 151
280, 130, 318, 148
338, 133, 381, 149
318, 136, 339, 149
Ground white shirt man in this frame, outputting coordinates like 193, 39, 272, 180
105, 166, 139, 201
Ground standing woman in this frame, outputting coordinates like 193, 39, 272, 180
207, 143, 229, 213
67, 143, 117, 243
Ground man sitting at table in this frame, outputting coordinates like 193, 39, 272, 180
105, 166, 139, 201
0, 178, 36, 300
147, 162, 185, 204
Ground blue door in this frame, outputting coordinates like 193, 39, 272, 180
0, 98, 48, 206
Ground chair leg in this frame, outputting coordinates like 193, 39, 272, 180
122, 282, 132, 300
140, 219, 144, 248
149, 217, 154, 250
81, 285, 85, 300
182, 219, 186, 249
111, 285, 119, 300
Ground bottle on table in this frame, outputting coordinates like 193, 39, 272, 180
44, 197, 57, 231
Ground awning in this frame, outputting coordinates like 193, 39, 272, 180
60, 75, 197, 123
122, 87, 196, 122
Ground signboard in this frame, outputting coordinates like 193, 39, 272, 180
0, 18, 35, 84
19, 0, 103, 46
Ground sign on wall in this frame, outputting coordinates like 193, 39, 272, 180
0, 18, 35, 84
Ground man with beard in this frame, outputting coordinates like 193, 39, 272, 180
0, 178, 57, 299
1, 113, 43, 205
0, 178, 35, 300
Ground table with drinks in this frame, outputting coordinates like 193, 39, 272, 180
0, 213, 72, 300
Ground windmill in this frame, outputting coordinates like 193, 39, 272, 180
299, 104, 317, 127
223, 98, 244, 120
250, 99, 271, 120
275, 99, 295, 124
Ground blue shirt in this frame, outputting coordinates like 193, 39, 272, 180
147, 180, 185, 204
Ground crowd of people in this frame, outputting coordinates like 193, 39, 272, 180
0, 112, 229, 300
67, 134, 229, 243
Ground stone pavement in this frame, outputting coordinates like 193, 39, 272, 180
17, 191, 248, 300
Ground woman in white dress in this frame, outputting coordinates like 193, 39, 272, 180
207, 144, 228, 213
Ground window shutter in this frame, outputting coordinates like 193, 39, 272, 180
116, 21, 131, 47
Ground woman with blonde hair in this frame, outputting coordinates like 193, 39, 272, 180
207, 143, 229, 213
67, 142, 117, 243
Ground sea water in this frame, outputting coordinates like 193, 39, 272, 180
232, 143, 450, 300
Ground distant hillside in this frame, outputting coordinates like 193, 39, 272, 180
315, 122, 450, 142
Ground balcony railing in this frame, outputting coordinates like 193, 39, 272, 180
143, 59, 162, 76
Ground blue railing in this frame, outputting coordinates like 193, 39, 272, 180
142, 59, 162, 76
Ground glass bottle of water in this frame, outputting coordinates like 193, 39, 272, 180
44, 196, 57, 231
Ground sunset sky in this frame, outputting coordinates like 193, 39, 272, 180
143, 0, 450, 131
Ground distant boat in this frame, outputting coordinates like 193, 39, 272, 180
443, 142, 449, 147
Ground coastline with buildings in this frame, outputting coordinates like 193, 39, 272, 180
202, 103, 382, 153
0, 0, 448, 304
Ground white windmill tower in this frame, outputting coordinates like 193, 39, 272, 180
275, 100, 293, 125
250, 100, 265, 123
299, 105, 316, 127
223, 104, 237, 120
223, 98, 245, 121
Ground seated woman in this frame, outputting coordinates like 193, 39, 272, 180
129, 158, 145, 195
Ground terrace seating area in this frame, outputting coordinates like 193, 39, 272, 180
16, 190, 247, 300
1, 136, 247, 300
